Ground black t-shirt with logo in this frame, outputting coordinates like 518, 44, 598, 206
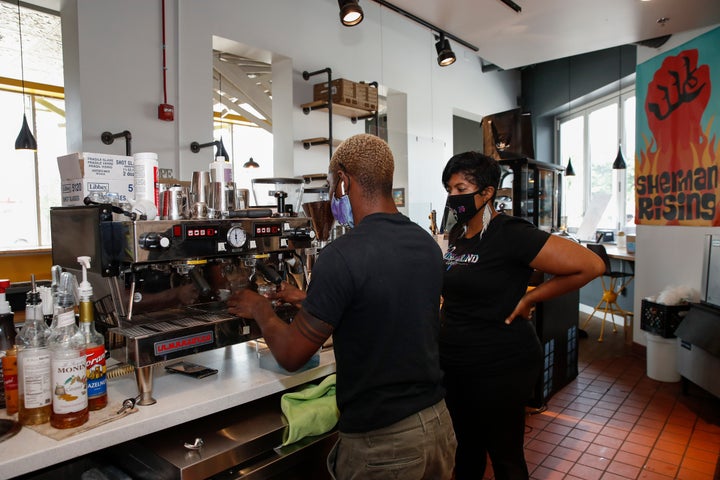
303, 212, 445, 433
440, 214, 549, 373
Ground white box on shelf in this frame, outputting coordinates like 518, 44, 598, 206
57, 152, 135, 206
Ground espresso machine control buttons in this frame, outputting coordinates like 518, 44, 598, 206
226, 226, 247, 248
139, 232, 171, 250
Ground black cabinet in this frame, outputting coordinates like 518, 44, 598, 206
529, 276, 580, 409
497, 157, 564, 232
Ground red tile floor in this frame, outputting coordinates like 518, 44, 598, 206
483, 315, 720, 480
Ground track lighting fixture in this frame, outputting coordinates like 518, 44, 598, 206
14, 0, 37, 151
243, 157, 260, 169
339, 0, 363, 26
435, 33, 456, 67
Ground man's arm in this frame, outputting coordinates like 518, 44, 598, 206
227, 288, 333, 371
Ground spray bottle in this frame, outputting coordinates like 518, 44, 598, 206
16, 275, 52, 425
49, 272, 88, 429
73, 256, 107, 410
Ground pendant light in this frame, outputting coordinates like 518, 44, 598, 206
612, 46, 627, 170
564, 58, 574, 175
565, 158, 576, 176
243, 157, 260, 169
14, 0, 37, 151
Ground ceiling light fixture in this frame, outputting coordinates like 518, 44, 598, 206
612, 46, 627, 170
339, 0, 364, 26
369, 0, 478, 67
565, 57, 575, 176
243, 157, 260, 169
435, 33, 456, 67
14, 0, 37, 151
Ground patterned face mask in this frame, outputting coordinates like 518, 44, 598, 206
447, 190, 480, 224
331, 182, 354, 227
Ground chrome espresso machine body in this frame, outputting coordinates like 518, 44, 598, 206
50, 204, 314, 405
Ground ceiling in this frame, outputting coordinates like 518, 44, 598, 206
377, 0, 720, 70
25, 0, 720, 70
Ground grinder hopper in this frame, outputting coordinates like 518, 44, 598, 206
302, 200, 334, 244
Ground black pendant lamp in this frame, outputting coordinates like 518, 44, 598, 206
14, 0, 37, 151
612, 146, 627, 170
243, 157, 259, 169
612, 47, 626, 170
565, 158, 575, 176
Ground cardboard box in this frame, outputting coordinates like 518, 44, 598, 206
58, 152, 135, 206
313, 78, 378, 112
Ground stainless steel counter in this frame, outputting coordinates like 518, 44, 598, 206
0, 344, 336, 479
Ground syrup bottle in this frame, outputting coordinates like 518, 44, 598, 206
0, 279, 15, 410
73, 256, 107, 410
16, 275, 52, 425
49, 272, 88, 429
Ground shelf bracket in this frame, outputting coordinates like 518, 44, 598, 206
303, 68, 333, 161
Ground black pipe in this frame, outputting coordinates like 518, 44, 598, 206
101, 130, 132, 156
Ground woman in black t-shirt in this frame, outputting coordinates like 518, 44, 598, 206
439, 152, 604, 480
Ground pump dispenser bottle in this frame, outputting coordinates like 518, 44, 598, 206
74, 256, 107, 410
16, 275, 52, 425
49, 272, 88, 428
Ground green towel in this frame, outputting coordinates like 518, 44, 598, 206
280, 374, 339, 446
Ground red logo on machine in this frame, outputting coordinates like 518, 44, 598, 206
154, 332, 215, 355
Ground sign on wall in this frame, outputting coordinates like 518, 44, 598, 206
635, 27, 720, 226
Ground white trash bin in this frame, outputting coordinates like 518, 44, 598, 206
645, 332, 681, 382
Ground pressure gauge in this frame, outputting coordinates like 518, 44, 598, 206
226, 225, 247, 248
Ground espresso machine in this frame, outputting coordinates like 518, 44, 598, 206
49, 194, 317, 405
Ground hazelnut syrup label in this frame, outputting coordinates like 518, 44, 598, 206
52, 355, 88, 414
86, 345, 107, 399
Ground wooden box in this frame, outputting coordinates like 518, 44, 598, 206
313, 78, 378, 112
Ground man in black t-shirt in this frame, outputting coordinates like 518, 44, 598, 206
228, 134, 456, 480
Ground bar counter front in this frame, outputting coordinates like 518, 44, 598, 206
0, 344, 337, 479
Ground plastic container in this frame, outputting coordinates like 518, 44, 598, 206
645, 332, 681, 382
133, 152, 159, 216
209, 157, 233, 184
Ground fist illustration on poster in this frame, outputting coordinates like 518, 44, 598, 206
645, 48, 711, 153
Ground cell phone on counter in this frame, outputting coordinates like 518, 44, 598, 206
165, 361, 218, 379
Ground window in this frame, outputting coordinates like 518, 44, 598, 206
557, 87, 636, 236
0, 4, 65, 251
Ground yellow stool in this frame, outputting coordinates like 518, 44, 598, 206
581, 244, 634, 342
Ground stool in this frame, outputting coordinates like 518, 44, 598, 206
581, 243, 634, 342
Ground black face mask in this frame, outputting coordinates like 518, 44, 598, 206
447, 191, 481, 224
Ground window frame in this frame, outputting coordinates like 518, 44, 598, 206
555, 84, 636, 234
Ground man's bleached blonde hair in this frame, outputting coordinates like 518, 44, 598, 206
329, 133, 394, 197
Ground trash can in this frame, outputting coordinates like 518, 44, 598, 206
645, 332, 681, 382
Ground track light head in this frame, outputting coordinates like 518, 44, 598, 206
435, 33, 456, 67
339, 0, 363, 26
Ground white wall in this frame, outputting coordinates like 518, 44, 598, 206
60, 0, 518, 225
633, 25, 720, 346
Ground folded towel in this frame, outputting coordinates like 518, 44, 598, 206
281, 374, 339, 446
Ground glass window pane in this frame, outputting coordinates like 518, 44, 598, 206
623, 95, 636, 230
35, 97, 65, 246
0, 91, 39, 248
559, 116, 584, 231
588, 103, 618, 229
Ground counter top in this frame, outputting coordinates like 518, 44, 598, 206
0, 344, 336, 479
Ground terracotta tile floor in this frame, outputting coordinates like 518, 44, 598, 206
482, 315, 720, 480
